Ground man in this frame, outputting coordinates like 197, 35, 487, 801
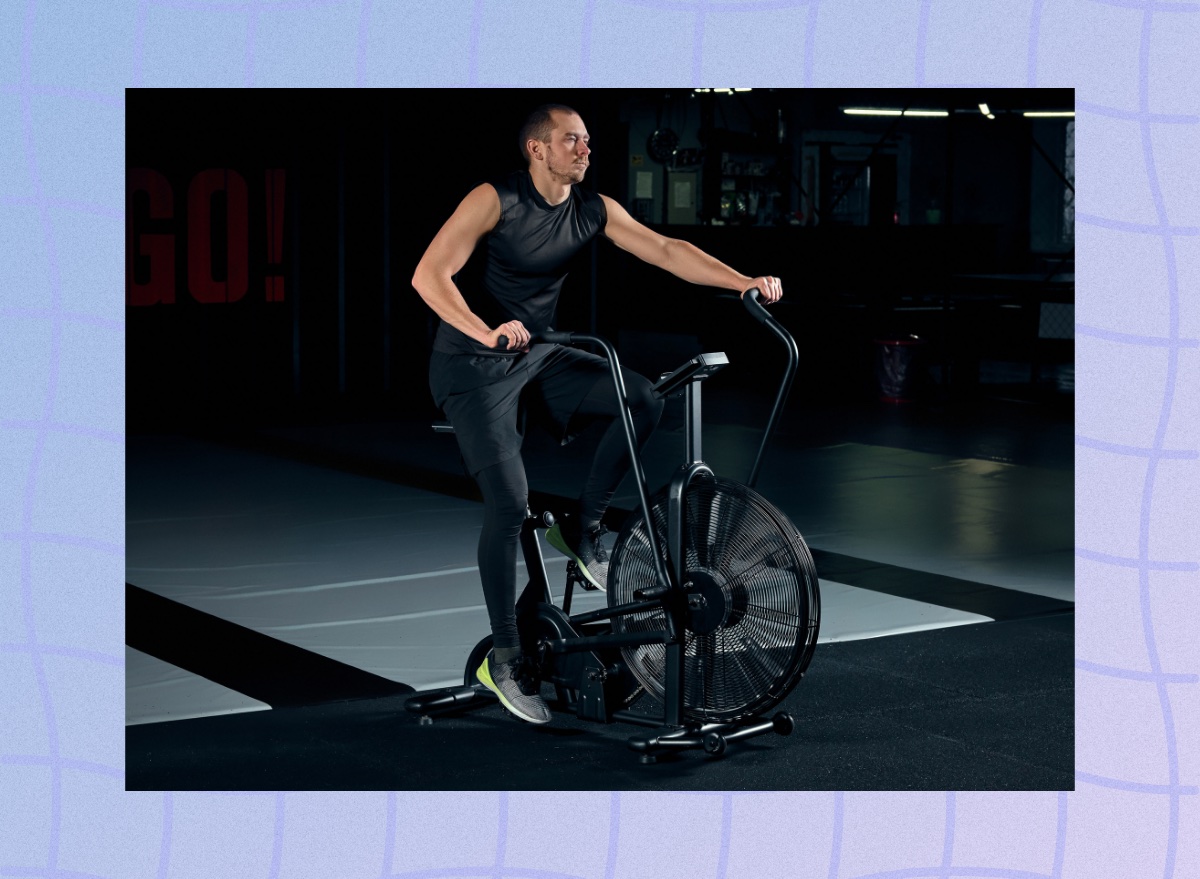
412, 103, 782, 724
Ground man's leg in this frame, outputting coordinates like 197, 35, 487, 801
545, 368, 664, 589
474, 455, 528, 658
472, 455, 552, 724
572, 369, 664, 532
526, 348, 663, 588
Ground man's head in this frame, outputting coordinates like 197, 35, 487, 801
520, 104, 590, 184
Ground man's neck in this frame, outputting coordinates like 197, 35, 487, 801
528, 168, 572, 206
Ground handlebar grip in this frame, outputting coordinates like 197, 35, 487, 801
742, 287, 771, 323
494, 331, 575, 349
532, 331, 575, 345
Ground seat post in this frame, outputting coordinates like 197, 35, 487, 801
516, 511, 553, 609
684, 381, 702, 465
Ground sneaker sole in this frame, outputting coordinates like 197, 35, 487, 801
546, 525, 605, 592
476, 659, 551, 725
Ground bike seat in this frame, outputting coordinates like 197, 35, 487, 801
652, 352, 729, 399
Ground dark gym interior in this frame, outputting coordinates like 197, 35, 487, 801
125, 88, 1074, 790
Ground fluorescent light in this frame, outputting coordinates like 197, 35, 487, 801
842, 108, 949, 117
978, 103, 991, 116
1023, 111, 1075, 118
732, 88, 752, 92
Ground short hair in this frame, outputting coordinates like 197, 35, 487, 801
518, 104, 578, 162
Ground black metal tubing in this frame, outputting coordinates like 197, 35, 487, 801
663, 461, 714, 727
685, 381, 702, 464
742, 288, 799, 488
546, 629, 670, 653
570, 598, 665, 624
625, 714, 791, 756
404, 685, 485, 713
713, 716, 777, 743
610, 709, 667, 729
627, 727, 705, 752
667, 462, 713, 593
518, 516, 554, 607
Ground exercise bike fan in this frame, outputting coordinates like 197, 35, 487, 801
608, 476, 820, 723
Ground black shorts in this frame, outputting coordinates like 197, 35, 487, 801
429, 343, 609, 475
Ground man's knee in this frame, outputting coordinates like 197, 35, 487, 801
625, 372, 664, 423
478, 461, 530, 527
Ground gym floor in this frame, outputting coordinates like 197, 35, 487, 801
125, 383, 1073, 790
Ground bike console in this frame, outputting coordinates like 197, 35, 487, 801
651, 352, 729, 399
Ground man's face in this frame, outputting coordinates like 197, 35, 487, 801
541, 111, 591, 184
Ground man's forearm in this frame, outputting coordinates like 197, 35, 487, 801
662, 238, 752, 291
413, 272, 492, 345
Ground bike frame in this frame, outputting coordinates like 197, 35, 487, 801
408, 289, 802, 757
530, 289, 799, 735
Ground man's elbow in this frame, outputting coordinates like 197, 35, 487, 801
411, 262, 435, 299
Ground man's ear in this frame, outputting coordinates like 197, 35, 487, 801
527, 140, 543, 162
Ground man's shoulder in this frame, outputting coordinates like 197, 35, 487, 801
490, 170, 527, 194
573, 185, 607, 217
490, 172, 525, 214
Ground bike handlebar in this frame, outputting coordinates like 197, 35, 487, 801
493, 286, 795, 488
498, 291, 772, 350
738, 287, 798, 487
742, 286, 770, 321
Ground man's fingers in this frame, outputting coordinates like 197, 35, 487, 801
748, 276, 782, 302
502, 321, 529, 349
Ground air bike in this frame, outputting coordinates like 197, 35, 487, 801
406, 289, 821, 762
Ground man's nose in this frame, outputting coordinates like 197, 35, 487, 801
578, 142, 590, 157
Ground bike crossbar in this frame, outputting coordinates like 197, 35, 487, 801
546, 629, 671, 653
570, 598, 664, 624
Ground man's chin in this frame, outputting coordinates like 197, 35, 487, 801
552, 167, 587, 184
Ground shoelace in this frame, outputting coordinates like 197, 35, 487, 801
514, 658, 542, 696
588, 525, 609, 563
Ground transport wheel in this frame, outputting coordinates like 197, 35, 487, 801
703, 732, 727, 756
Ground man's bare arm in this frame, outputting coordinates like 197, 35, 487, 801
412, 184, 530, 349
599, 195, 782, 301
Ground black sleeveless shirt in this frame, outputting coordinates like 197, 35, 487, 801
432, 171, 608, 354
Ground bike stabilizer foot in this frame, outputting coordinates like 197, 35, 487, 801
404, 685, 491, 724
627, 712, 795, 761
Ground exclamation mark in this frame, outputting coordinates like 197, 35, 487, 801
265, 169, 286, 301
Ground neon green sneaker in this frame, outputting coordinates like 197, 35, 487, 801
546, 522, 609, 591
476, 653, 551, 724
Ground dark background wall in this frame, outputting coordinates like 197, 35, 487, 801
126, 88, 1073, 431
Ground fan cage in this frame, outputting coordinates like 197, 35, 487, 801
608, 476, 820, 722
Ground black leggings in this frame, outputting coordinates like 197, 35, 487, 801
475, 371, 663, 649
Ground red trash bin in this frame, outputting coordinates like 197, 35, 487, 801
874, 335, 925, 403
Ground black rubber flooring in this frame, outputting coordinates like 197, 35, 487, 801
126, 611, 1072, 791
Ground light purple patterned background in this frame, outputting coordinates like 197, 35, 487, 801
1, 0, 1197, 876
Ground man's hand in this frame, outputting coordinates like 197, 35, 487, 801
743, 276, 783, 303
487, 320, 531, 350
